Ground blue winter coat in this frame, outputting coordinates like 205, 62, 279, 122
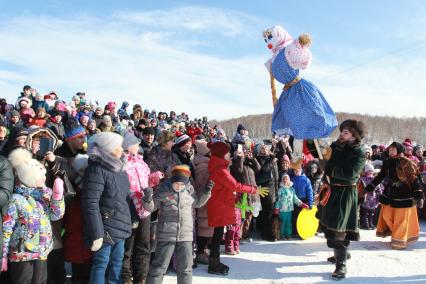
291, 174, 314, 207
81, 158, 132, 247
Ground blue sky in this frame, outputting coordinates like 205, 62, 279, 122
0, 1, 425, 119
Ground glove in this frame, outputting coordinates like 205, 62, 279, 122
205, 180, 215, 193
273, 208, 279, 215
300, 203, 309, 209
91, 238, 103, 252
52, 178, 64, 200
364, 183, 375, 193
1, 258, 7, 272
417, 199, 424, 209
142, 188, 153, 202
257, 187, 269, 198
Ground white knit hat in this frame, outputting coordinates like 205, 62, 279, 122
8, 148, 47, 188
89, 132, 124, 153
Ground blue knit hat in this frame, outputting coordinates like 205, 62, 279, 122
64, 118, 86, 142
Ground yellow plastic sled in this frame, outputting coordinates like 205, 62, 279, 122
296, 205, 319, 240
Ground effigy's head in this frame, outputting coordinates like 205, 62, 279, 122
262, 25, 292, 51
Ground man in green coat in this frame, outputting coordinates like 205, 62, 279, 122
320, 120, 366, 280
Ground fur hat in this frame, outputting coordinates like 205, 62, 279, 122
237, 124, 245, 133
8, 148, 46, 188
143, 127, 156, 136
208, 141, 230, 158
389, 141, 404, 154
194, 139, 210, 156
362, 144, 373, 155
170, 165, 191, 184
157, 130, 175, 146
339, 119, 366, 142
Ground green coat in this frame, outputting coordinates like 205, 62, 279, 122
320, 141, 365, 241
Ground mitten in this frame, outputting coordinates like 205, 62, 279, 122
205, 180, 215, 193
364, 183, 375, 193
91, 238, 103, 252
52, 178, 64, 200
273, 208, 279, 215
300, 203, 309, 209
1, 258, 7, 272
142, 188, 153, 202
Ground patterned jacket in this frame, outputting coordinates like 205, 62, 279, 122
125, 153, 154, 220
2, 186, 65, 262
274, 184, 303, 212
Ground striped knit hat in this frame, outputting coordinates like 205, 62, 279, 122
175, 134, 191, 148
171, 164, 191, 184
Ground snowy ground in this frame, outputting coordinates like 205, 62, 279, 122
163, 221, 426, 284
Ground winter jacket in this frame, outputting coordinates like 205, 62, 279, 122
153, 180, 211, 242
81, 156, 132, 246
19, 108, 35, 127
47, 121, 65, 141
305, 160, 323, 194
2, 186, 65, 262
125, 153, 154, 220
207, 155, 256, 227
368, 157, 424, 208
230, 154, 260, 205
325, 141, 366, 186
145, 145, 181, 175
275, 185, 303, 212
192, 153, 213, 237
291, 174, 314, 207
0, 157, 13, 270
255, 155, 279, 203
358, 175, 383, 210
30, 117, 48, 128
63, 193, 92, 263
32, 100, 49, 113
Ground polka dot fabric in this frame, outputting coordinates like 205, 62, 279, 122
271, 48, 337, 139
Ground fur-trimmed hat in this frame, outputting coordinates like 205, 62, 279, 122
8, 148, 46, 188
389, 141, 404, 154
15, 97, 32, 110
339, 119, 366, 142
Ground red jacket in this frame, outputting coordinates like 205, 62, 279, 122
207, 155, 256, 227
187, 127, 203, 143
63, 194, 92, 263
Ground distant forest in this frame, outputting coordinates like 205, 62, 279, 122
211, 112, 426, 146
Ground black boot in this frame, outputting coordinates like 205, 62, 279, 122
331, 248, 347, 280
327, 252, 351, 263
208, 256, 229, 275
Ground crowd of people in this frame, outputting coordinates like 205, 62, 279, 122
0, 85, 425, 283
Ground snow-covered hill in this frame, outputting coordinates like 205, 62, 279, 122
163, 221, 426, 283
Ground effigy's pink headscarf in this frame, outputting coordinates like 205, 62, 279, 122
269, 25, 293, 55
263, 25, 293, 70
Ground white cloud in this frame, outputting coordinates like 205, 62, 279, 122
0, 6, 424, 122
114, 6, 259, 37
